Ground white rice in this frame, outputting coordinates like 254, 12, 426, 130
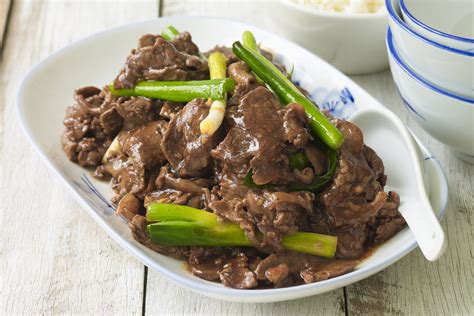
292, 0, 385, 14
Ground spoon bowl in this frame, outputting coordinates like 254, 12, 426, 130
350, 107, 446, 261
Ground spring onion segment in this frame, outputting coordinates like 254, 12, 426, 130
200, 52, 228, 136
232, 37, 344, 150
242, 31, 264, 84
288, 152, 310, 171
146, 203, 338, 258
109, 79, 235, 102
161, 25, 180, 41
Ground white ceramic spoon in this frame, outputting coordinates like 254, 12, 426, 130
349, 107, 447, 261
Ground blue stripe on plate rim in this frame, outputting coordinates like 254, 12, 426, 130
387, 28, 474, 104
385, 0, 474, 56
399, 0, 474, 45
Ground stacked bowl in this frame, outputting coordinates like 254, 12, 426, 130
386, 0, 474, 163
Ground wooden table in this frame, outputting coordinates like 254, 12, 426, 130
1, 1, 472, 314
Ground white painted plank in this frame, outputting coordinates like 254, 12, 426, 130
162, 0, 271, 28
0, 0, 157, 313
146, 273, 345, 316
0, 0, 11, 50
347, 72, 474, 315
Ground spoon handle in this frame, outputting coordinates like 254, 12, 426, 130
399, 201, 447, 261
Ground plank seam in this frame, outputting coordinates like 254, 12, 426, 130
344, 287, 350, 316
142, 266, 148, 316
0, 0, 14, 59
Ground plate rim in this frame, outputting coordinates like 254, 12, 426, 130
16, 16, 449, 302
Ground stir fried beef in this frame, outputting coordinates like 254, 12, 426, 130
213, 87, 306, 185
144, 165, 214, 209
316, 119, 405, 258
158, 100, 184, 120
170, 31, 200, 55
62, 86, 116, 167
98, 120, 167, 202
115, 97, 160, 130
161, 98, 223, 178
61, 33, 406, 289
227, 61, 262, 106
113, 34, 208, 89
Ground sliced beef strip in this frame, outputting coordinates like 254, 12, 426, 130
245, 190, 314, 251
187, 248, 259, 289
367, 191, 405, 244
318, 120, 389, 228
161, 99, 222, 178
299, 259, 357, 283
110, 156, 147, 202
363, 145, 387, 187
158, 100, 184, 120
62, 86, 117, 167
100, 107, 123, 135
139, 32, 200, 55
332, 224, 369, 259
211, 127, 256, 182
116, 192, 143, 221
118, 120, 167, 169
280, 103, 310, 148
187, 248, 229, 281
103, 121, 167, 201
170, 31, 200, 55
145, 189, 199, 209
115, 97, 160, 130
113, 35, 208, 89
227, 61, 261, 106
212, 87, 306, 185
254, 252, 359, 287
210, 180, 314, 252
313, 119, 403, 258
218, 252, 258, 289
144, 165, 214, 210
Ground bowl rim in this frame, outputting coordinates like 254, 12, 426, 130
400, 0, 474, 44
281, 0, 388, 19
387, 28, 474, 104
385, 0, 474, 56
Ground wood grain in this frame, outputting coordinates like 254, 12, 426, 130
0, 0, 11, 51
146, 273, 345, 316
162, 0, 271, 28
0, 0, 157, 313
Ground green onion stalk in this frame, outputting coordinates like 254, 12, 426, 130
200, 51, 228, 135
109, 79, 235, 102
161, 25, 180, 41
146, 203, 338, 258
233, 33, 344, 150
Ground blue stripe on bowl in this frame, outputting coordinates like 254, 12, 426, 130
387, 28, 474, 104
399, 0, 474, 45
385, 0, 474, 56
397, 90, 426, 120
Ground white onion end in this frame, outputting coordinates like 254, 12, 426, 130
101, 136, 121, 164
200, 100, 226, 136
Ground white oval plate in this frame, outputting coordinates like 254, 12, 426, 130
16, 17, 448, 303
